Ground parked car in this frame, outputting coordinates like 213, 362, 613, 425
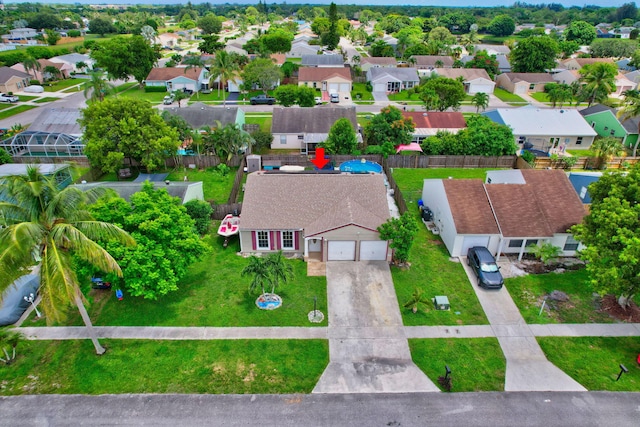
330, 93, 340, 103
250, 94, 275, 105
24, 85, 44, 94
314, 96, 323, 105
0, 93, 19, 103
467, 246, 504, 289
163, 94, 175, 105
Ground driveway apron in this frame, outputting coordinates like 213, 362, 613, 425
313, 261, 439, 393
462, 259, 586, 392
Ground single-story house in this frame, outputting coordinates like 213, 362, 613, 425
496, 72, 555, 94
72, 181, 204, 205
471, 44, 511, 56
164, 103, 245, 130
156, 32, 180, 48
224, 42, 248, 57
561, 57, 615, 71
579, 104, 639, 150
613, 73, 635, 97
431, 68, 495, 94
0, 66, 31, 93
366, 67, 419, 93
460, 54, 511, 73
482, 107, 597, 151
301, 54, 344, 67
144, 67, 208, 93
421, 169, 586, 259
623, 69, 640, 88
360, 57, 397, 73
1, 27, 38, 43
49, 53, 94, 73
551, 69, 580, 85
382, 35, 398, 51
0, 163, 73, 189
270, 106, 359, 153
298, 67, 352, 95
402, 111, 467, 143
410, 55, 454, 70
287, 40, 321, 57
11, 59, 73, 82
239, 172, 391, 262
567, 171, 602, 204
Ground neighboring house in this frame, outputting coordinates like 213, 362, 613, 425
239, 172, 391, 262
420, 169, 586, 259
617, 58, 636, 72
615, 27, 634, 39
623, 69, 640, 88
382, 35, 398, 51
561, 57, 615, 70
551, 69, 580, 85
613, 73, 635, 96
49, 53, 94, 73
366, 67, 419, 93
37, 59, 73, 81
301, 54, 345, 67
270, 106, 359, 153
73, 181, 204, 205
596, 28, 614, 38
224, 42, 248, 57
0, 163, 73, 189
567, 171, 602, 204
0, 66, 30, 93
164, 103, 245, 130
579, 104, 639, 150
287, 40, 321, 57
1, 27, 38, 43
471, 44, 511, 56
410, 55, 454, 71
496, 72, 555, 94
402, 111, 467, 143
483, 107, 597, 151
144, 67, 208, 93
432, 68, 495, 94
28, 107, 83, 135
298, 67, 352, 94
156, 32, 180, 48
461, 54, 511, 73
359, 57, 397, 73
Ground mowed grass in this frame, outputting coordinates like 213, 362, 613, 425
538, 337, 640, 391
245, 113, 273, 132
43, 78, 84, 92
166, 167, 237, 203
0, 104, 37, 120
506, 269, 616, 324
493, 88, 527, 104
0, 339, 329, 395
410, 338, 505, 391
351, 83, 374, 101
33, 97, 60, 103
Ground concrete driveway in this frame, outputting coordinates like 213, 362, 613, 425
313, 261, 439, 393
372, 92, 389, 103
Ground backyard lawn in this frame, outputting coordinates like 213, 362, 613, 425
538, 337, 640, 391
410, 338, 505, 391
493, 88, 527, 104
166, 167, 237, 203
245, 113, 273, 133
0, 339, 328, 395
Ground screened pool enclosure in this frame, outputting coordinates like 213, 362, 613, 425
0, 131, 85, 157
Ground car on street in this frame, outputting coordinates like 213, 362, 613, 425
250, 94, 275, 105
330, 93, 340, 103
467, 246, 504, 289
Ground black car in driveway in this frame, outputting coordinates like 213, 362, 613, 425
467, 246, 504, 289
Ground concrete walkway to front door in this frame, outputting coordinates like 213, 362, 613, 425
313, 261, 439, 393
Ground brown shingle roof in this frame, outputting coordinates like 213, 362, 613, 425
240, 173, 390, 232
145, 67, 202, 82
442, 179, 499, 234
485, 184, 553, 237
298, 67, 351, 82
434, 68, 492, 81
361, 57, 398, 66
271, 106, 357, 134
410, 55, 454, 67
402, 112, 466, 129
501, 72, 555, 83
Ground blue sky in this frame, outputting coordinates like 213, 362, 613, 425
4, 0, 630, 6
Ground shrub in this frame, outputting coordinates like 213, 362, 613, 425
529, 243, 562, 265
29, 79, 40, 85
563, 156, 578, 169
144, 85, 169, 93
365, 81, 373, 92
67, 29, 81, 37
521, 150, 535, 166
184, 199, 213, 235
250, 130, 273, 153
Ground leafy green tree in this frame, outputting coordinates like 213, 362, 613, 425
377, 213, 418, 264
323, 2, 340, 50
29, 12, 62, 30
281, 61, 299, 78
459, 115, 516, 156
487, 15, 515, 37
201, 123, 252, 164
265, 251, 293, 295
558, 40, 580, 59
197, 13, 223, 35
364, 106, 414, 148
311, 17, 330, 37
44, 29, 61, 46
0, 148, 11, 165
420, 77, 466, 112
91, 35, 160, 85
82, 71, 114, 102
250, 129, 273, 154
89, 17, 117, 36
471, 92, 489, 113
589, 39, 637, 58
273, 85, 298, 107
90, 184, 208, 300
242, 256, 271, 295
0, 167, 134, 354
322, 118, 358, 155
428, 26, 455, 44
369, 40, 394, 57
578, 62, 617, 106
198, 35, 225, 54
139, 25, 156, 44
571, 166, 640, 308
297, 85, 316, 107
184, 199, 213, 235
465, 50, 499, 79
262, 28, 293, 53
510, 36, 559, 73
564, 21, 597, 45
242, 57, 282, 94
80, 98, 180, 174
591, 136, 626, 169
161, 110, 194, 144
420, 131, 461, 155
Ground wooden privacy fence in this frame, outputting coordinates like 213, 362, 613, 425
382, 161, 407, 215
531, 156, 640, 170
165, 154, 243, 169
227, 156, 246, 204
212, 203, 242, 220
385, 155, 517, 169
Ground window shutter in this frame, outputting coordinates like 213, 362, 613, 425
276, 231, 281, 250
251, 231, 256, 250
294, 231, 299, 250
269, 231, 275, 250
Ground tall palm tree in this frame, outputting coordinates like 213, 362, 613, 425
208, 50, 239, 105
265, 251, 293, 295
22, 56, 41, 82
578, 62, 617, 107
471, 92, 489, 113
0, 167, 134, 354
617, 89, 640, 156
591, 136, 626, 169
241, 256, 271, 296
546, 83, 574, 108
83, 71, 114, 102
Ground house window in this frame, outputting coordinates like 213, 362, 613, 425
297, 134, 304, 140
313, 82, 317, 89
257, 231, 270, 249
591, 122, 596, 128
564, 236, 579, 251
525, 239, 538, 247
576, 137, 583, 145
517, 136, 526, 144
280, 135, 286, 145
281, 231, 294, 250
610, 129, 616, 136
529, 84, 535, 90
509, 239, 523, 248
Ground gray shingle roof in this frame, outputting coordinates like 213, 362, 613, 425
164, 103, 240, 129
368, 67, 419, 82
301, 54, 345, 66
0, 66, 30, 84
271, 106, 357, 134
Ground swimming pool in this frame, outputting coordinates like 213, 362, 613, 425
339, 159, 383, 174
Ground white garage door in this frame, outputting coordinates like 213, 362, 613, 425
339, 83, 350, 93
329, 83, 339, 93
359, 241, 388, 261
461, 236, 490, 256
328, 241, 356, 261
374, 83, 386, 92
469, 84, 494, 95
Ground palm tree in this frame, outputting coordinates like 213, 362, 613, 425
265, 251, 293, 295
591, 136, 626, 169
0, 167, 134, 354
471, 92, 489, 113
22, 56, 41, 82
403, 288, 431, 314
241, 256, 271, 296
617, 89, 640, 156
578, 62, 617, 107
43, 65, 61, 82
208, 50, 239, 105
83, 71, 114, 102
546, 83, 574, 108
0, 328, 23, 365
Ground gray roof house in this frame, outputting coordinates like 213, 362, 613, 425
164, 103, 245, 130
360, 57, 397, 73
472, 44, 511, 56
366, 67, 419, 93
72, 181, 204, 205
410, 55, 454, 70
49, 53, 94, 72
270, 106, 359, 154
239, 172, 391, 262
301, 54, 345, 67
287, 41, 321, 58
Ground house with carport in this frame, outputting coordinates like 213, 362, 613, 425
366, 67, 419, 93
420, 169, 586, 260
239, 172, 391, 262
432, 68, 495, 94
496, 72, 555, 94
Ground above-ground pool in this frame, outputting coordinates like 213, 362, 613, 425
339, 159, 383, 174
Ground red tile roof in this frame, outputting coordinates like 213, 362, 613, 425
402, 112, 466, 129
145, 67, 202, 81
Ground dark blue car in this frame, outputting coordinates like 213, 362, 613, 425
467, 246, 504, 290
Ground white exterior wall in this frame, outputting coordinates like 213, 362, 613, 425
421, 179, 458, 256
451, 234, 501, 257
468, 81, 495, 95
271, 133, 303, 150
183, 182, 204, 203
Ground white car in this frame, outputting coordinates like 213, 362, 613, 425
24, 85, 44, 93
330, 93, 340, 103
314, 96, 323, 105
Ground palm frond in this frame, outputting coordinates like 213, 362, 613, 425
72, 221, 135, 246
39, 239, 80, 324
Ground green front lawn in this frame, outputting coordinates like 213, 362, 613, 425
539, 337, 640, 391
43, 78, 84, 92
410, 338, 505, 391
351, 83, 374, 101
33, 97, 59, 103
0, 104, 37, 120
387, 91, 422, 102
506, 269, 617, 324
493, 88, 527, 104
17, 95, 38, 102
166, 167, 237, 203
0, 339, 329, 395
117, 86, 169, 103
